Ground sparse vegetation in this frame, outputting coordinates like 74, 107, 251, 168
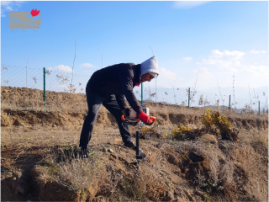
173, 125, 192, 139
201, 108, 232, 132
1, 86, 268, 201
37, 145, 106, 192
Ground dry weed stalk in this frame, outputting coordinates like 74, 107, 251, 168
231, 144, 267, 200
232, 74, 237, 109
217, 80, 225, 107
38, 145, 106, 191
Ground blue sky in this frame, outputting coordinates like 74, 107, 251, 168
1, 1, 268, 95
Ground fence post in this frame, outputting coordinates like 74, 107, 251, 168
229, 95, 231, 109
141, 83, 143, 106
43, 67, 46, 106
258, 101, 260, 116
188, 87, 190, 108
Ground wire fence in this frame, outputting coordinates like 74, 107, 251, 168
138, 83, 268, 114
1, 65, 89, 94
1, 65, 268, 114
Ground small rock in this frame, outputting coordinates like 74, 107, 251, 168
166, 191, 175, 201
194, 190, 206, 200
130, 161, 138, 166
110, 154, 117, 159
195, 190, 204, 196
174, 171, 180, 176
217, 186, 224, 191
13, 176, 16, 180
108, 156, 116, 161
92, 196, 106, 202
167, 154, 178, 165
101, 148, 107, 152
14, 170, 22, 178
174, 187, 182, 195
5, 171, 13, 178
108, 148, 114, 153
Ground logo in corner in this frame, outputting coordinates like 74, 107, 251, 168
9, 9, 41, 30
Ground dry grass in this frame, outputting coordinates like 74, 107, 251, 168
1, 86, 268, 201
2, 86, 267, 122
145, 146, 161, 164
200, 134, 218, 144
225, 143, 268, 201
1, 87, 88, 113
1, 124, 116, 151
36, 145, 107, 191
185, 141, 234, 189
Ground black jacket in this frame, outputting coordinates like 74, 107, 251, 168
87, 63, 143, 114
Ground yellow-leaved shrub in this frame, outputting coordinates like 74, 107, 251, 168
200, 108, 232, 133
172, 125, 192, 139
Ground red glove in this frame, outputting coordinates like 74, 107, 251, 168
138, 112, 151, 124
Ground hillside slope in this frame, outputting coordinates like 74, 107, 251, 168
1, 87, 268, 201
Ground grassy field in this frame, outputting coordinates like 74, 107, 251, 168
1, 86, 268, 201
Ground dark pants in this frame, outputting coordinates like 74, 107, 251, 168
79, 88, 131, 147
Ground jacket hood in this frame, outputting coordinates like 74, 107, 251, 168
140, 56, 159, 78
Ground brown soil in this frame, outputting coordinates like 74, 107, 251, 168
1, 87, 268, 201
2, 86, 268, 130
2, 103, 268, 131
2, 138, 268, 201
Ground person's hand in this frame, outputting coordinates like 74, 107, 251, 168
122, 108, 131, 117
138, 112, 155, 125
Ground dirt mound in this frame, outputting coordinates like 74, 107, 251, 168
1, 109, 114, 129
1, 86, 268, 130
1, 86, 87, 112
1, 87, 268, 201
2, 138, 268, 201
1, 108, 268, 131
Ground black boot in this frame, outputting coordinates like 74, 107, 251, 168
79, 146, 89, 158
124, 141, 136, 148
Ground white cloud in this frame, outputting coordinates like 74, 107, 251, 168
193, 67, 214, 77
81, 63, 95, 68
194, 49, 268, 88
151, 67, 181, 88
209, 50, 245, 60
249, 49, 266, 54
159, 67, 177, 80
192, 67, 215, 89
56, 65, 73, 72
197, 50, 246, 71
244, 65, 268, 74
48, 65, 73, 73
1, 1, 25, 17
183, 57, 192, 61
173, 1, 209, 9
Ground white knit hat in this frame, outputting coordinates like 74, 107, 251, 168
140, 56, 159, 78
